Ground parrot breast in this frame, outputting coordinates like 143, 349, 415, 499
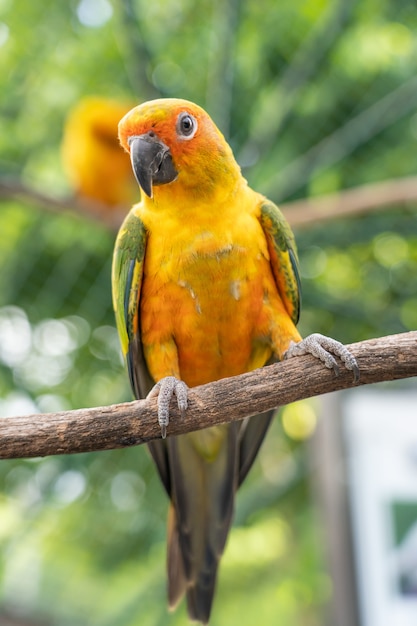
139, 208, 278, 387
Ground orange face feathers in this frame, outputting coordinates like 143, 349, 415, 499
119, 99, 211, 152
118, 98, 240, 201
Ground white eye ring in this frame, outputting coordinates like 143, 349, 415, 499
176, 112, 198, 140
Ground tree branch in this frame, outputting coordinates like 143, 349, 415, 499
284, 175, 417, 227
0, 332, 415, 460
0, 177, 126, 229
1, 175, 416, 232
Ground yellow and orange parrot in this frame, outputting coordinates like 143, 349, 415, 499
61, 96, 137, 210
112, 98, 359, 624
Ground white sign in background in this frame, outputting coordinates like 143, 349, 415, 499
344, 389, 417, 626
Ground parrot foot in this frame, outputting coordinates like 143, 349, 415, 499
284, 333, 360, 382
147, 376, 189, 439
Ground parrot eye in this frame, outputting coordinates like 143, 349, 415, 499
177, 113, 197, 139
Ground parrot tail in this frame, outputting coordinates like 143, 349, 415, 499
165, 413, 275, 623
167, 503, 187, 610
165, 425, 239, 624
167, 502, 217, 625
186, 581, 216, 625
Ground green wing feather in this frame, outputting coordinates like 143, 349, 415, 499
112, 210, 151, 398
112, 210, 171, 493
235, 199, 302, 489
259, 200, 301, 324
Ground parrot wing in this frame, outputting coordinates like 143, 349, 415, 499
238, 409, 275, 486
112, 210, 171, 494
235, 200, 302, 487
259, 199, 301, 325
112, 209, 148, 396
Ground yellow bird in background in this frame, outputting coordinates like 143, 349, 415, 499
112, 98, 359, 624
61, 96, 137, 210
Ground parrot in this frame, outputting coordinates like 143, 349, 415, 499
61, 96, 137, 211
112, 98, 359, 624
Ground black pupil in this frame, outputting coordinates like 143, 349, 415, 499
182, 116, 193, 134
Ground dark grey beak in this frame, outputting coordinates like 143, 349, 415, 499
129, 133, 178, 198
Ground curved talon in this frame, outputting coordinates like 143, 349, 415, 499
147, 376, 189, 438
285, 333, 359, 382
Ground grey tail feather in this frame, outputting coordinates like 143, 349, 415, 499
167, 505, 187, 610
186, 580, 216, 625
167, 507, 217, 624
238, 410, 275, 486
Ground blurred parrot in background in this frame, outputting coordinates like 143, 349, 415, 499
61, 96, 138, 212
112, 98, 359, 624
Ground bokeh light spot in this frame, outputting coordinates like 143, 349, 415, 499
300, 246, 327, 279
0, 22, 9, 46
76, 0, 113, 28
373, 232, 409, 268
282, 401, 317, 440
33, 319, 77, 357
0, 306, 32, 367
110, 471, 146, 511
54, 471, 87, 505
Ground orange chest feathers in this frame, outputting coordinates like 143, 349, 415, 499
139, 221, 281, 387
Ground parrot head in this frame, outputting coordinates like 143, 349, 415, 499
118, 98, 241, 201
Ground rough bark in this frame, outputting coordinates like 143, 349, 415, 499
0, 332, 415, 459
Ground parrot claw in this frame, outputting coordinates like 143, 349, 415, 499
284, 333, 360, 383
147, 376, 189, 439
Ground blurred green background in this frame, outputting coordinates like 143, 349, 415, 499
0, 0, 416, 624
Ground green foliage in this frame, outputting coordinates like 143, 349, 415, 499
0, 0, 416, 624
